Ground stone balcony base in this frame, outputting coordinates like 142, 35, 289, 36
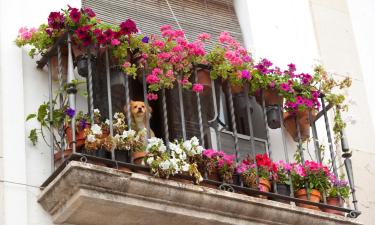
38, 162, 362, 225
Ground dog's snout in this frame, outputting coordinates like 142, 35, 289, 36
137, 107, 143, 112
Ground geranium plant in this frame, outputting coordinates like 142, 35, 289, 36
291, 160, 332, 194
273, 160, 292, 185
202, 149, 235, 183
206, 31, 253, 88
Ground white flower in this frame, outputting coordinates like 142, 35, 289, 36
114, 112, 119, 119
159, 145, 167, 153
91, 124, 103, 135
195, 146, 203, 155
146, 157, 154, 165
105, 119, 110, 125
169, 142, 182, 154
94, 109, 100, 114
183, 140, 192, 151
191, 136, 199, 146
87, 134, 96, 143
127, 130, 136, 137
160, 160, 171, 170
182, 163, 190, 172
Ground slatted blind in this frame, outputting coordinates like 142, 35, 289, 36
82, 0, 243, 48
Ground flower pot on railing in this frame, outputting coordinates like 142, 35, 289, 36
255, 89, 283, 106
322, 197, 345, 216
115, 150, 132, 172
132, 151, 147, 165
65, 124, 90, 150
76, 54, 96, 77
197, 68, 211, 96
271, 183, 291, 203
266, 105, 281, 129
258, 178, 272, 199
295, 188, 321, 211
284, 110, 315, 142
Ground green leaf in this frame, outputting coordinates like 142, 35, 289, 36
28, 129, 38, 145
37, 103, 48, 126
26, 113, 36, 121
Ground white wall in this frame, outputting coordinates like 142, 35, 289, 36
0, 1, 81, 225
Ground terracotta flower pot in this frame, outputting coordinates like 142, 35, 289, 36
132, 151, 147, 165
283, 110, 315, 142
322, 197, 345, 216
295, 188, 321, 211
65, 125, 90, 150
256, 89, 283, 106
257, 178, 271, 199
197, 68, 211, 96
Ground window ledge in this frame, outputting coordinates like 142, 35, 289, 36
38, 161, 362, 225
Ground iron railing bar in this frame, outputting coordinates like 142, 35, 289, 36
279, 107, 295, 199
161, 89, 169, 147
104, 48, 114, 160
177, 72, 187, 140
48, 58, 55, 173
124, 74, 131, 130
208, 80, 221, 150
313, 103, 333, 122
227, 84, 240, 163
66, 33, 77, 154
57, 45, 65, 163
87, 49, 94, 124
141, 65, 151, 139
194, 67, 205, 147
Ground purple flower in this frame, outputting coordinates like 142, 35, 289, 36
120, 19, 137, 35
48, 12, 65, 29
262, 58, 273, 67
64, 107, 75, 118
142, 36, 149, 43
83, 7, 96, 17
69, 8, 81, 24
288, 63, 296, 73
79, 118, 87, 129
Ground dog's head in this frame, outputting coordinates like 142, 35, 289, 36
124, 101, 152, 120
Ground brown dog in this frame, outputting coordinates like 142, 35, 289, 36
124, 101, 155, 137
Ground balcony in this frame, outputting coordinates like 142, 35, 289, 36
22, 8, 361, 224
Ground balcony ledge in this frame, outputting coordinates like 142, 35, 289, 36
38, 161, 362, 225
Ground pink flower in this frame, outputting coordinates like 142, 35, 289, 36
69, 8, 81, 24
192, 83, 204, 93
122, 62, 131, 68
198, 33, 211, 41
152, 40, 165, 49
157, 52, 171, 60
147, 93, 158, 101
146, 74, 160, 84
203, 149, 216, 158
111, 39, 120, 46
241, 70, 251, 80
219, 31, 232, 43
294, 164, 306, 177
160, 25, 172, 32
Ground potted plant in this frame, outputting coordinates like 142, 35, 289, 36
202, 149, 236, 184
323, 176, 350, 215
206, 31, 253, 95
176, 136, 204, 184
282, 65, 321, 141
144, 137, 178, 178
236, 154, 275, 198
291, 161, 332, 210
271, 160, 292, 202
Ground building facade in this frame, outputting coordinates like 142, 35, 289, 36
1, 0, 375, 224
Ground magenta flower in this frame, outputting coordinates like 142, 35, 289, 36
48, 12, 65, 29
203, 149, 216, 158
241, 70, 251, 80
120, 19, 137, 35
122, 62, 131, 68
198, 33, 211, 41
280, 83, 291, 92
83, 7, 96, 17
111, 39, 120, 46
192, 83, 204, 93
69, 8, 81, 24
160, 24, 172, 32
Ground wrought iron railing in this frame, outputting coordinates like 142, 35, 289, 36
36, 32, 360, 218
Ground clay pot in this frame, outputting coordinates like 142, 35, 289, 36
322, 197, 345, 216
256, 89, 283, 106
132, 151, 147, 165
295, 188, 321, 211
258, 178, 271, 199
65, 125, 90, 150
284, 110, 315, 142
201, 169, 220, 189
197, 68, 211, 96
